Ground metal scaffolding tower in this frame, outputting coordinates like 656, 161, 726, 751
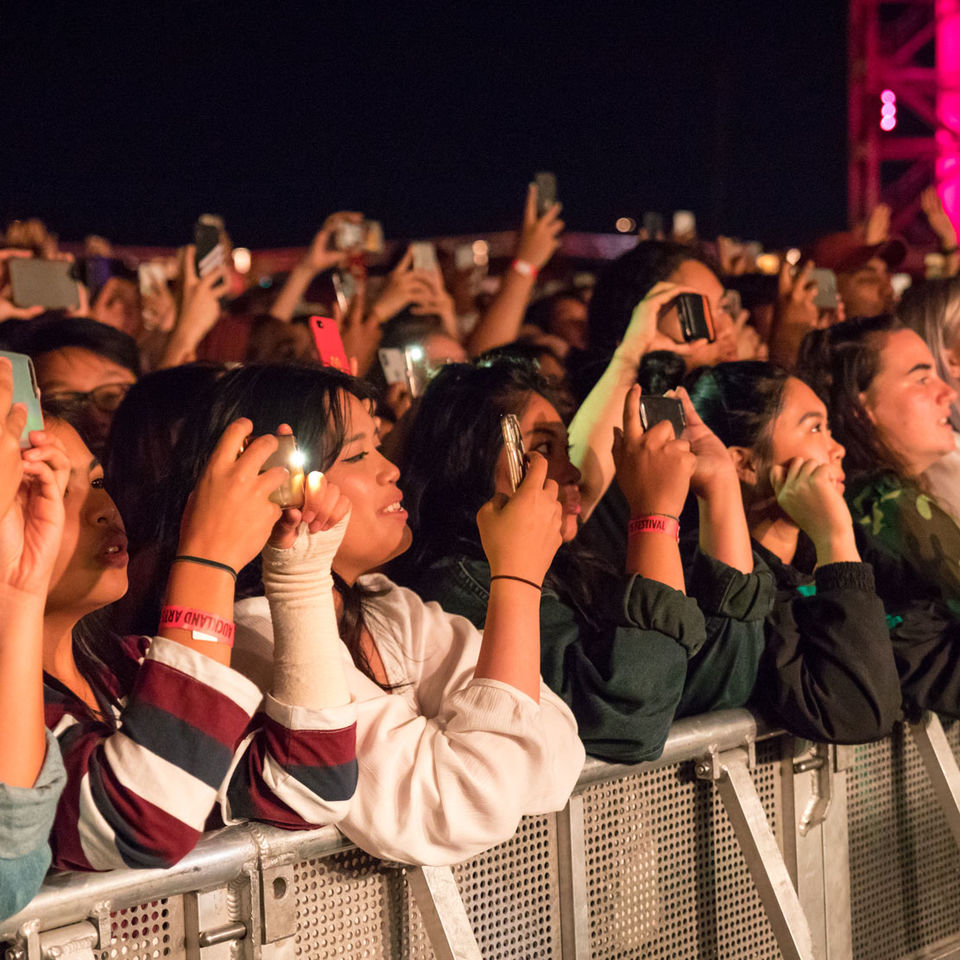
848, 0, 960, 239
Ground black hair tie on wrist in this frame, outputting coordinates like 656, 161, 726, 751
490, 574, 543, 592
173, 555, 239, 581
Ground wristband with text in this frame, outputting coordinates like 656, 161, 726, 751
159, 605, 235, 646
628, 514, 680, 541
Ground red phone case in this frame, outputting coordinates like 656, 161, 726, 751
309, 316, 349, 371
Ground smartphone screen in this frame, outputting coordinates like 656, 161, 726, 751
534, 171, 557, 217
309, 316, 349, 371
500, 413, 526, 492
378, 347, 407, 385
8, 259, 81, 311
638, 395, 686, 439
0, 350, 44, 448
411, 242, 438, 272
194, 216, 225, 277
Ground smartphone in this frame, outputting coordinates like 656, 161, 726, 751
403, 344, 429, 398
363, 220, 385, 254
810, 268, 839, 310
500, 413, 526, 492
332, 270, 356, 314
672, 210, 696, 239
0, 351, 44, 448
534, 171, 558, 217
8, 259, 81, 311
675, 293, 715, 342
411, 242, 438, 272
642, 211, 664, 238
638, 395, 686, 439
194, 215, 225, 277
137, 262, 167, 298
309, 316, 349, 371
378, 347, 407, 385
335, 221, 364, 251
259, 434, 306, 509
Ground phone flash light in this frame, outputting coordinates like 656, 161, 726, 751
407, 345, 424, 362
232, 248, 252, 274
290, 450, 307, 469
785, 248, 801, 266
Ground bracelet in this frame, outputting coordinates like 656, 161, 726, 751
628, 514, 680, 541
159, 605, 235, 646
490, 574, 543, 592
173, 555, 238, 581
511, 258, 538, 279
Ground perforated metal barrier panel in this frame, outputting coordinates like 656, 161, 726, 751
847, 718, 960, 960
9, 714, 960, 960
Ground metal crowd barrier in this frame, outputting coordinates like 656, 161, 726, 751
5, 708, 960, 960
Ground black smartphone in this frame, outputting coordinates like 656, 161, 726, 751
500, 413, 526, 492
638, 395, 686, 439
194, 215, 225, 277
0, 350, 44, 448
675, 293, 715, 343
534, 171, 557, 217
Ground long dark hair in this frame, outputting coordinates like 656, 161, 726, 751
795, 314, 907, 480
140, 363, 388, 686
685, 361, 791, 513
396, 357, 612, 620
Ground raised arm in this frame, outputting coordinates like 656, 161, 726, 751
465, 184, 563, 356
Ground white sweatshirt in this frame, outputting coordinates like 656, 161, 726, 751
234, 573, 585, 866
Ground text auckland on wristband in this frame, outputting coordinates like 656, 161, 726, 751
159, 605, 235, 646
628, 514, 680, 541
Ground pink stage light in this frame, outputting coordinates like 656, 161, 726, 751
937, 0, 960, 232
881, 115, 897, 131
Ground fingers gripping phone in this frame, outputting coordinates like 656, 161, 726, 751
258, 434, 306, 509
501, 414, 526, 493
638, 395, 686, 439
0, 350, 44, 448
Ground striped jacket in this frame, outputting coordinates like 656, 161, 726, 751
44, 636, 357, 872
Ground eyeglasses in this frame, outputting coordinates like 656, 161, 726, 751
43, 382, 133, 415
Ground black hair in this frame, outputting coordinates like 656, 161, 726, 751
795, 314, 907, 479
396, 356, 611, 620
2, 313, 141, 377
571, 241, 709, 400
143, 363, 390, 685
637, 350, 687, 395
524, 288, 586, 332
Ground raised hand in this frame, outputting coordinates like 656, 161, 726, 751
269, 467, 352, 550
0, 431, 69, 596
477, 452, 563, 586
515, 184, 565, 270
676, 386, 738, 498
613, 384, 695, 519
618, 281, 708, 364
177, 419, 288, 573
770, 457, 859, 564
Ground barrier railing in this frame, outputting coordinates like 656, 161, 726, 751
4, 709, 960, 960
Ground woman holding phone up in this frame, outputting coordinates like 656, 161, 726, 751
393, 357, 772, 763
136, 363, 584, 866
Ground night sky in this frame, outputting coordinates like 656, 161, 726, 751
1, 1, 848, 249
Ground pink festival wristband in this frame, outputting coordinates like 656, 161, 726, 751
511, 258, 538, 279
159, 605, 235, 647
628, 514, 680, 542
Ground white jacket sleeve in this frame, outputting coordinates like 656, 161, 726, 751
234, 574, 584, 866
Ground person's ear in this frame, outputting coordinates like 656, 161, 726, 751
858, 389, 878, 425
728, 446, 758, 486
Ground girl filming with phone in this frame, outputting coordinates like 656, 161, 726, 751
29, 401, 357, 873
393, 358, 772, 763
137, 363, 583, 866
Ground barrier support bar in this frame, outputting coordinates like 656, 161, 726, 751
909, 712, 960, 851
405, 866, 482, 960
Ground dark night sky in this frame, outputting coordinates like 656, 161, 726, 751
0, 1, 848, 249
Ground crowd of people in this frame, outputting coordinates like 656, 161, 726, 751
1, 182, 960, 922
